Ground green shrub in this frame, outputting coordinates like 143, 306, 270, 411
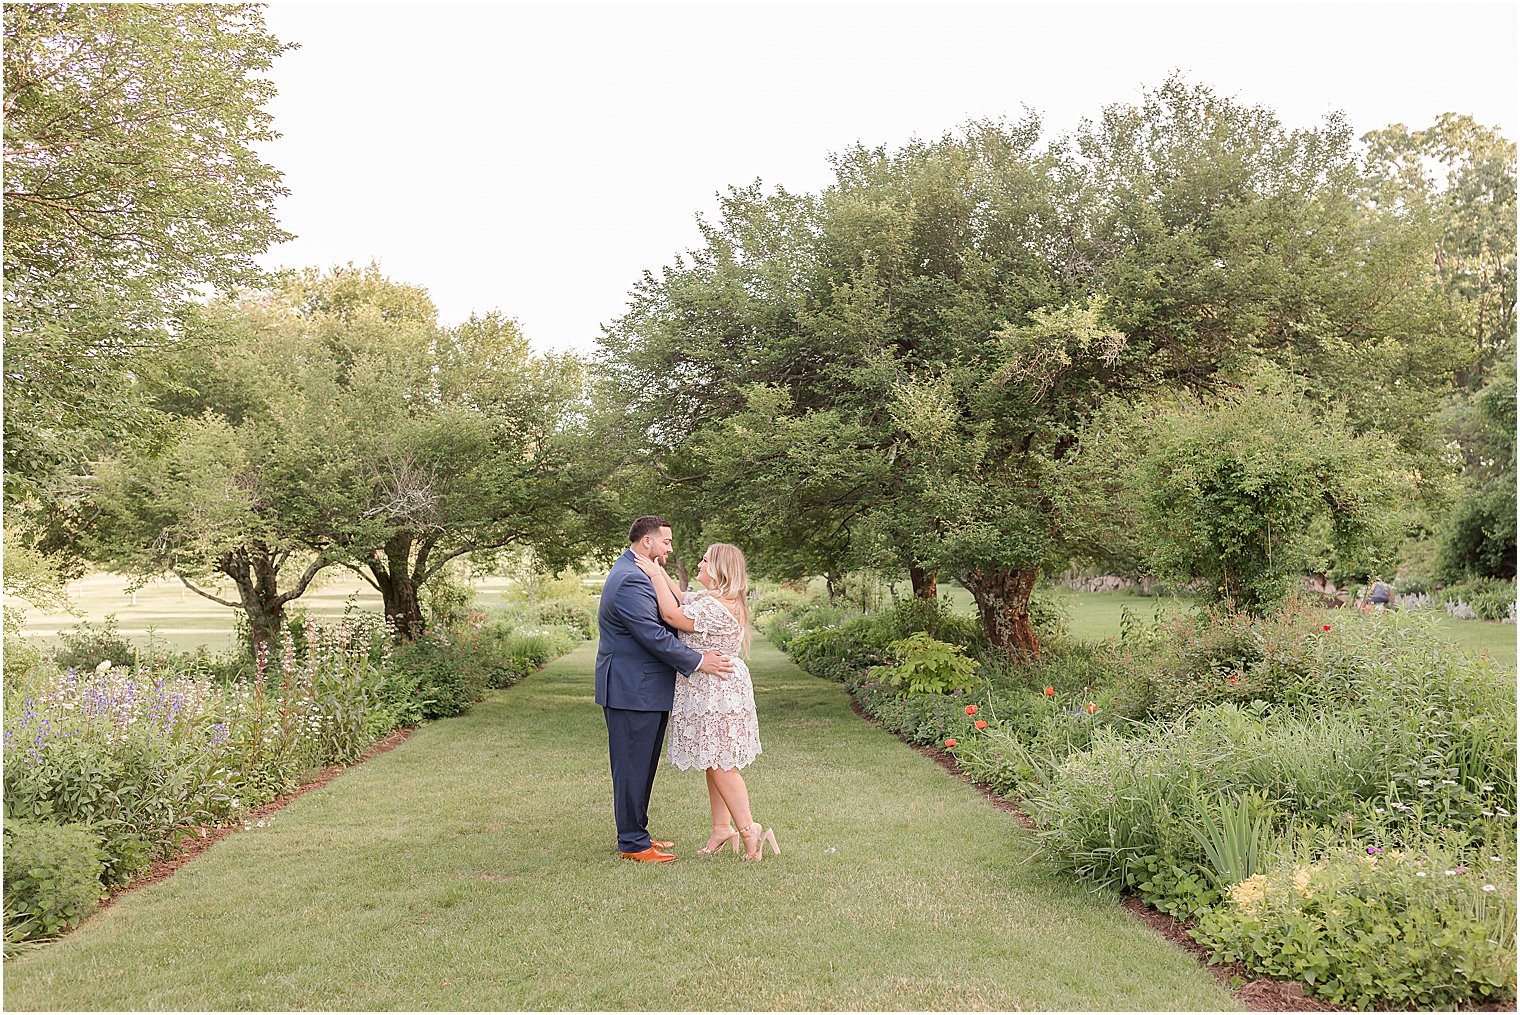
493, 627, 579, 688
422, 568, 478, 628
750, 583, 814, 620
1433, 578, 1518, 622
49, 616, 138, 673
381, 629, 489, 719
787, 614, 895, 682
761, 600, 855, 651
884, 597, 988, 651
1193, 847, 1516, 1008
879, 632, 980, 695
3, 818, 107, 942
533, 599, 595, 639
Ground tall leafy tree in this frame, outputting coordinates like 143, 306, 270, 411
601, 78, 1463, 656
3, 3, 292, 508
87, 266, 598, 646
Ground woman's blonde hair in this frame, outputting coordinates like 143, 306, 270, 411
703, 542, 751, 655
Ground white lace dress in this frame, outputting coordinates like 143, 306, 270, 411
667, 591, 762, 771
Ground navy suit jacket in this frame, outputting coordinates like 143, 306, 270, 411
595, 549, 704, 712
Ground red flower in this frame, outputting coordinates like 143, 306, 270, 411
965, 705, 978, 716
1044, 687, 1054, 696
1086, 703, 1098, 715
975, 720, 988, 730
1229, 674, 1238, 682
944, 738, 957, 748
1323, 625, 1331, 631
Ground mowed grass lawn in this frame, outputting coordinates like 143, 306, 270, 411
3, 640, 1240, 1012
16, 572, 1515, 668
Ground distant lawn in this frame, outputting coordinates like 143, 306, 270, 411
2, 641, 1239, 1012
14, 572, 1512, 669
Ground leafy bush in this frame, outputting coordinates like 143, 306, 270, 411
1194, 847, 1516, 1008
749, 583, 814, 620
878, 632, 980, 695
533, 599, 596, 639
1433, 578, 1518, 623
381, 629, 488, 719
2, 818, 107, 942
422, 568, 478, 628
48, 616, 139, 673
786, 614, 895, 682
761, 600, 855, 651
492, 626, 580, 687
884, 596, 988, 651
4, 616, 397, 895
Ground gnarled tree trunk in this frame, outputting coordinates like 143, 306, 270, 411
960, 565, 1040, 660
909, 565, 938, 600
177, 542, 328, 666
368, 532, 425, 639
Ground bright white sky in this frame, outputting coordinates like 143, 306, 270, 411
255, 1, 1518, 354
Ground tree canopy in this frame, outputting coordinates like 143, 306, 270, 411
597, 77, 1514, 654
3, 3, 291, 508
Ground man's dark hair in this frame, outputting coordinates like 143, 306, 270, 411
628, 515, 672, 544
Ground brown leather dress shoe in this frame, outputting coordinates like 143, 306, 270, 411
649, 838, 674, 849
619, 846, 676, 862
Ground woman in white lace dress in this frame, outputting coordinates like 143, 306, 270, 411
634, 543, 780, 861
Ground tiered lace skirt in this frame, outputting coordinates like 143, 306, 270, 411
666, 660, 761, 771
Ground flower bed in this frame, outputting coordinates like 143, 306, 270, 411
768, 594, 1519, 1007
2, 609, 585, 944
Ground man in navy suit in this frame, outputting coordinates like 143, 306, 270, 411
597, 515, 734, 862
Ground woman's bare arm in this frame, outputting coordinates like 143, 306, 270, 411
634, 557, 696, 632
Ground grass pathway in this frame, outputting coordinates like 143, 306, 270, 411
3, 641, 1239, 1011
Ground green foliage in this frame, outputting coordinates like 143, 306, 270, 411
1429, 578, 1518, 622
421, 568, 478, 629
3, 616, 402, 894
1192, 790, 1278, 888
879, 632, 980, 696
1193, 848, 1516, 1008
83, 266, 598, 649
531, 599, 596, 639
1438, 349, 1518, 580
381, 630, 488, 720
785, 615, 895, 683
3, 3, 293, 506
599, 75, 1485, 658
2, 818, 107, 942
1072, 376, 1409, 613
48, 616, 140, 675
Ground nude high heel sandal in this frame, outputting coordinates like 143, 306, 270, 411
698, 825, 741, 855
738, 821, 780, 861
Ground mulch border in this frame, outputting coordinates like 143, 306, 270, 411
848, 696, 1339, 1013
93, 726, 416, 913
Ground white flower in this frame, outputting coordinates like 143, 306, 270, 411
1484, 810, 1496, 816
1390, 802, 1408, 810
1441, 779, 1457, 785
1374, 808, 1386, 814
1483, 784, 1495, 791
1483, 885, 1497, 892
1444, 870, 1457, 876
96, 660, 113, 673
1493, 856, 1504, 862
1417, 779, 1432, 786
1500, 808, 1512, 816
1416, 871, 1427, 877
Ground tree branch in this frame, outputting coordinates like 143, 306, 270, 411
334, 560, 382, 593
273, 556, 329, 609
174, 569, 243, 610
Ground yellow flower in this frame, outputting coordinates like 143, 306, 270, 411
1230, 874, 1269, 910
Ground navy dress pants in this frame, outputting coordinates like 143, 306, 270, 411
604, 706, 670, 853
